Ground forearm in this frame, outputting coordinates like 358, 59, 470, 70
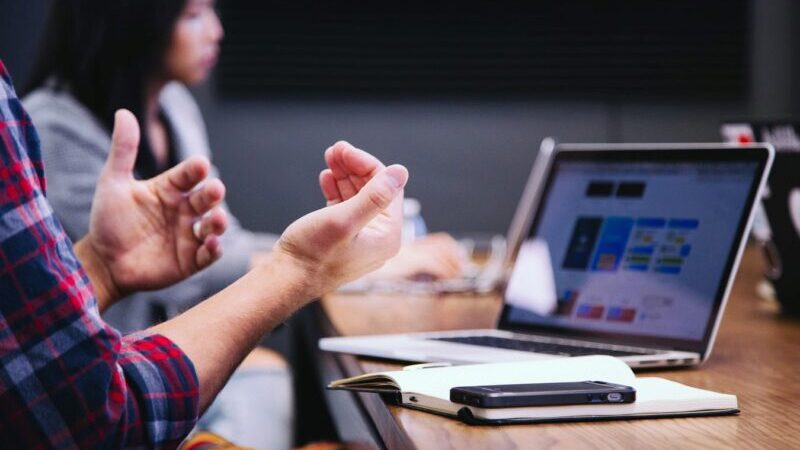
150, 252, 312, 411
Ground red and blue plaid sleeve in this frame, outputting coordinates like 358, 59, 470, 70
0, 61, 199, 448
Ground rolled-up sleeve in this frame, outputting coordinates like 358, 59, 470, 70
0, 60, 199, 449
118, 333, 199, 448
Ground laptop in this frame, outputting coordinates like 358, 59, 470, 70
321, 143, 774, 368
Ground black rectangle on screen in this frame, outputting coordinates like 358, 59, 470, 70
586, 181, 614, 197
616, 182, 646, 198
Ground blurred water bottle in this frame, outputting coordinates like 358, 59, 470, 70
403, 198, 427, 243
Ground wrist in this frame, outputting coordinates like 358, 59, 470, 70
74, 237, 122, 311
262, 246, 324, 302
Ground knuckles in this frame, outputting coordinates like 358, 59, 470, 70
366, 182, 394, 210
332, 140, 352, 150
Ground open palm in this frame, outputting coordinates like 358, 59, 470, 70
86, 110, 227, 296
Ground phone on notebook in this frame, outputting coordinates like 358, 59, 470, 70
450, 381, 636, 408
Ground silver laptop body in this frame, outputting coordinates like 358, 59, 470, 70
321, 143, 774, 369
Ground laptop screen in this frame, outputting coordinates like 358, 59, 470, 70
500, 147, 769, 353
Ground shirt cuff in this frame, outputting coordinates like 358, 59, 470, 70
119, 331, 200, 448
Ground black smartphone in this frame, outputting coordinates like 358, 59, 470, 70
450, 381, 636, 408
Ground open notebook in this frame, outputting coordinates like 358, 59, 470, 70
328, 356, 738, 424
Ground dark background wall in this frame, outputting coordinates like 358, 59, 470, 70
1, 0, 798, 235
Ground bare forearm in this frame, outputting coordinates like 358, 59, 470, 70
149, 252, 312, 411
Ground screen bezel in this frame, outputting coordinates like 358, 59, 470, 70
497, 144, 771, 355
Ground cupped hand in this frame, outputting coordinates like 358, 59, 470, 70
274, 141, 408, 298
320, 145, 464, 281
84, 109, 228, 301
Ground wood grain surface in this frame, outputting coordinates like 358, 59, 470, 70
321, 248, 800, 449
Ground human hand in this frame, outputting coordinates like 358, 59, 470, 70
367, 232, 466, 281
272, 141, 408, 299
249, 250, 272, 269
320, 149, 463, 281
77, 110, 227, 306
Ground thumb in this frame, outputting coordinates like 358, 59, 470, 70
333, 164, 408, 234
104, 109, 140, 176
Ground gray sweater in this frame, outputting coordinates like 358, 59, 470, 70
24, 82, 278, 333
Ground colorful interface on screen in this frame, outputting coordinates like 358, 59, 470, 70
505, 159, 759, 341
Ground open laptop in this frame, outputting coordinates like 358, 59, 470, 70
321, 143, 774, 368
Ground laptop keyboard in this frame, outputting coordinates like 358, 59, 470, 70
431, 336, 653, 357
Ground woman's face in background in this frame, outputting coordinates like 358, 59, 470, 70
163, 0, 223, 85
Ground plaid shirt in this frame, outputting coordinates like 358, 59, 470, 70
0, 61, 199, 448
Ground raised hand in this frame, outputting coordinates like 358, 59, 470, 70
274, 141, 408, 297
319, 141, 386, 204
77, 110, 228, 306
321, 143, 465, 282
150, 142, 406, 409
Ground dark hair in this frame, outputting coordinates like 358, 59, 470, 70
24, 0, 187, 177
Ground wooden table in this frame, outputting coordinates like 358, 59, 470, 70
316, 248, 800, 449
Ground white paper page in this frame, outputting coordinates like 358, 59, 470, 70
629, 377, 737, 412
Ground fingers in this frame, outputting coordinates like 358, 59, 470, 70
319, 169, 342, 205
330, 164, 409, 235
194, 207, 228, 241
328, 149, 358, 200
193, 203, 227, 271
104, 109, 141, 176
194, 209, 227, 269
161, 156, 211, 193
336, 142, 384, 177
195, 234, 223, 269
188, 178, 226, 215
325, 141, 385, 201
